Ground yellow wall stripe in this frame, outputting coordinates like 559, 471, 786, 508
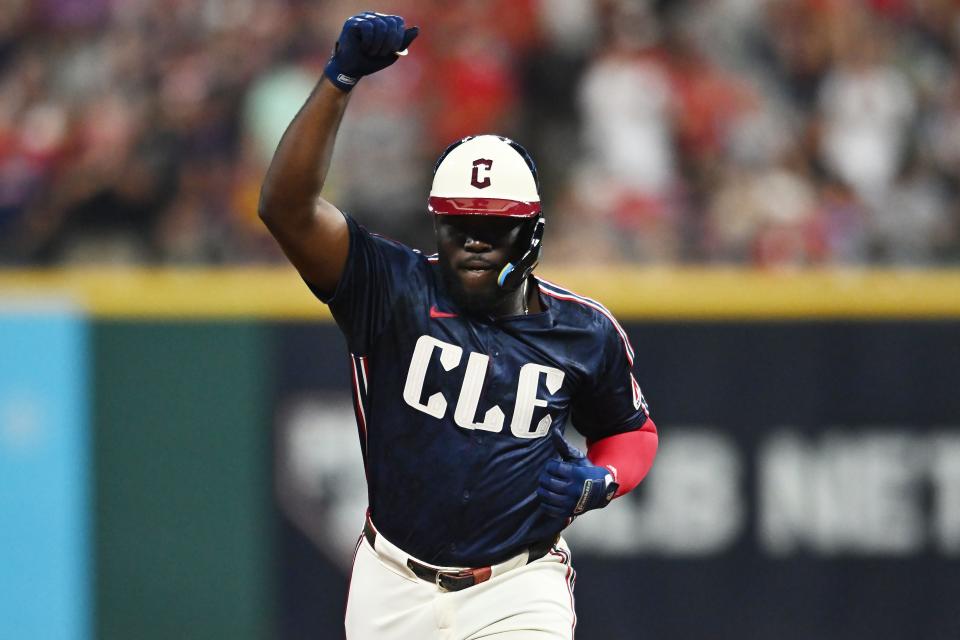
0, 267, 958, 320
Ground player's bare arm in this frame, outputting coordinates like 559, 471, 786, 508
258, 13, 419, 296
258, 81, 350, 294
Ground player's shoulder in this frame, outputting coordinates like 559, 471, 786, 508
537, 277, 636, 365
537, 277, 622, 328
349, 215, 432, 267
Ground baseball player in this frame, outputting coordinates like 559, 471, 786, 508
259, 12, 659, 639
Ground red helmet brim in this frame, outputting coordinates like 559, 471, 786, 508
428, 196, 540, 217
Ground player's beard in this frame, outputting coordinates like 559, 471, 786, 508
439, 261, 504, 316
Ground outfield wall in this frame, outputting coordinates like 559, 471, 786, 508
272, 320, 960, 640
1, 268, 958, 640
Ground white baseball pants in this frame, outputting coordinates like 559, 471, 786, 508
345, 527, 577, 639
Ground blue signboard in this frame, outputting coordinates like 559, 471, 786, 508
0, 305, 89, 640
272, 320, 960, 640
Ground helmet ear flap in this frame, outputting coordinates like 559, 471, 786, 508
497, 214, 544, 290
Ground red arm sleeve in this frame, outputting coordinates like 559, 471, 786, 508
586, 419, 658, 498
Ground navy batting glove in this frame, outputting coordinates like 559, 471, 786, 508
324, 12, 419, 92
538, 431, 619, 520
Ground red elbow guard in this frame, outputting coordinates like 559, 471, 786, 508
586, 419, 659, 497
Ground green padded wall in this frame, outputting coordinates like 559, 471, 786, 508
93, 322, 273, 640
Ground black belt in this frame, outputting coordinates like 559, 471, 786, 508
362, 518, 558, 592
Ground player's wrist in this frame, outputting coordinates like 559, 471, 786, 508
323, 57, 360, 93
572, 466, 618, 515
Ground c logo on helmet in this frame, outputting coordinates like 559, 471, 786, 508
471, 159, 493, 189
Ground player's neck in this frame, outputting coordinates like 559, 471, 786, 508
490, 277, 541, 318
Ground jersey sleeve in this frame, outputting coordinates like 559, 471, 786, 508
571, 318, 651, 442
305, 213, 423, 355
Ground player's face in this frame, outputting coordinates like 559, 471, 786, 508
435, 215, 529, 314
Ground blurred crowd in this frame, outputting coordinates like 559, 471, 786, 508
1, 0, 959, 266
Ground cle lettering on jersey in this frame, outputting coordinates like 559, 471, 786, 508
402, 334, 564, 438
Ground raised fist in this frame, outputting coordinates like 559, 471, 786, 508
324, 12, 419, 92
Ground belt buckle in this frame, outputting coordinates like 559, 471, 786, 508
435, 568, 472, 592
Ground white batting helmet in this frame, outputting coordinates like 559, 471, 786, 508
428, 135, 544, 289
428, 135, 541, 217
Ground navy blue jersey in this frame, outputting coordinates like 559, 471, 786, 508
315, 215, 650, 567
